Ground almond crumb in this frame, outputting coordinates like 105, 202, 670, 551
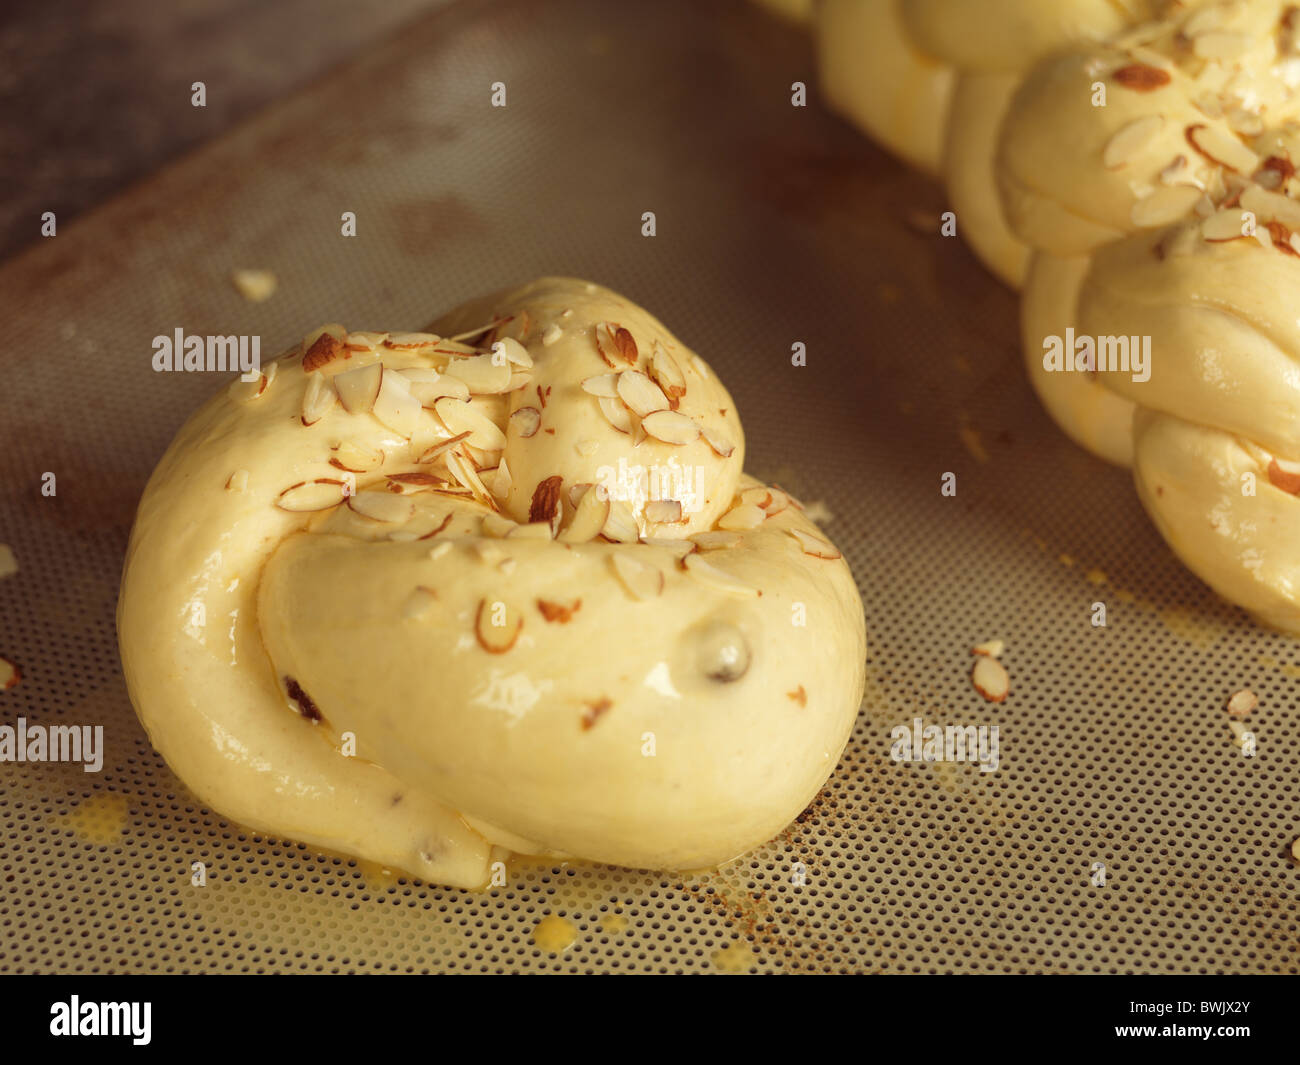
787, 685, 807, 707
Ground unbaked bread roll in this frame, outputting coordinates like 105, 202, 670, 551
997, 0, 1300, 630
118, 278, 867, 887
814, 0, 1151, 287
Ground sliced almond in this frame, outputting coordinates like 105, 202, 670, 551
617, 370, 669, 417
717, 503, 765, 530
417, 430, 473, 464
276, 479, 348, 512
582, 373, 621, 398
385, 332, 439, 351
302, 323, 347, 353
225, 469, 249, 492
642, 410, 700, 446
602, 499, 639, 543
348, 491, 415, 523
641, 537, 697, 560
1103, 114, 1164, 170
231, 268, 277, 303
594, 322, 636, 368
538, 598, 581, 623
788, 528, 841, 559
559, 486, 610, 543
334, 362, 383, 414
475, 599, 522, 654
1159, 154, 1192, 186
445, 353, 512, 394
1202, 208, 1249, 242
446, 448, 495, 506
529, 475, 564, 534
1130, 184, 1203, 227
645, 499, 684, 525
228, 363, 275, 402
510, 406, 542, 438
492, 336, 533, 368
610, 553, 664, 600
690, 530, 742, 551
1112, 63, 1172, 92
446, 317, 507, 344
650, 340, 687, 402
683, 552, 758, 597
345, 331, 388, 352
372, 367, 422, 437
542, 324, 564, 347
702, 427, 736, 458
598, 396, 634, 434
330, 440, 384, 473
302, 332, 348, 374
408, 376, 471, 405
972, 639, 1005, 658
1267, 457, 1300, 494
433, 397, 508, 451
740, 486, 790, 517
301, 371, 337, 426
386, 472, 443, 493
972, 656, 1009, 703
490, 457, 512, 500
1185, 123, 1259, 175
1226, 689, 1257, 716
0, 655, 20, 690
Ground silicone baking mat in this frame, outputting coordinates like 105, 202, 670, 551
0, 0, 1296, 974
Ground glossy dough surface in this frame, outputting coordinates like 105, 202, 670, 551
118, 278, 867, 887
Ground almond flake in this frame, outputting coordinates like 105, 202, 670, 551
542, 324, 564, 347
972, 639, 1005, 658
717, 503, 765, 530
334, 362, 383, 414
475, 599, 522, 653
690, 530, 742, 551
1130, 184, 1203, 227
330, 440, 383, 473
683, 552, 758, 597
446, 448, 495, 506
345, 331, 388, 352
402, 586, 438, 619
1159, 155, 1192, 186
446, 317, 508, 344
231, 268, 277, 303
302, 332, 348, 374
1192, 30, 1249, 60
559, 486, 610, 543
490, 457, 512, 500
1226, 689, 1257, 716
371, 367, 422, 437
445, 353, 513, 394
1185, 123, 1259, 175
225, 469, 249, 492
417, 431, 473, 464
581, 373, 621, 398
385, 332, 439, 351
408, 376, 471, 405
529, 475, 564, 533
598, 396, 634, 434
617, 370, 670, 417
642, 410, 700, 446
645, 499, 684, 525
594, 322, 636, 368
701, 427, 736, 458
972, 657, 1009, 703
429, 540, 454, 560
1202, 208, 1250, 242
1103, 115, 1165, 169
538, 598, 581, 623
348, 491, 415, 523
492, 337, 533, 368
276, 479, 348, 512
433, 397, 507, 451
1268, 457, 1300, 494
1112, 63, 1172, 91
610, 553, 664, 600
0, 656, 20, 690
650, 340, 687, 403
510, 406, 541, 438
740, 486, 790, 516
602, 499, 639, 543
576, 439, 599, 457
386, 472, 443, 493
788, 528, 841, 559
301, 371, 337, 426
302, 323, 347, 353
228, 364, 275, 403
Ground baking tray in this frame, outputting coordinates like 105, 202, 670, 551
0, 0, 1296, 974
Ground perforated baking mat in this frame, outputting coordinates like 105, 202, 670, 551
1, 0, 1297, 975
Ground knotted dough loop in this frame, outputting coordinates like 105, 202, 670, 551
118, 277, 867, 886
998, 0, 1300, 630
815, 0, 1152, 287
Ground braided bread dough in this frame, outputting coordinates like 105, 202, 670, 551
815, 0, 1152, 287
999, 0, 1300, 630
118, 278, 866, 887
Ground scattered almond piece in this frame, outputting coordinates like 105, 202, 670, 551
788, 528, 841, 560
611, 554, 664, 600
334, 362, 383, 414
538, 598, 581, 623
231, 268, 277, 303
276, 479, 348, 512
972, 639, 1004, 658
474, 599, 522, 653
0, 656, 20, 690
0, 544, 16, 580
972, 656, 1009, 703
1226, 689, 1257, 717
